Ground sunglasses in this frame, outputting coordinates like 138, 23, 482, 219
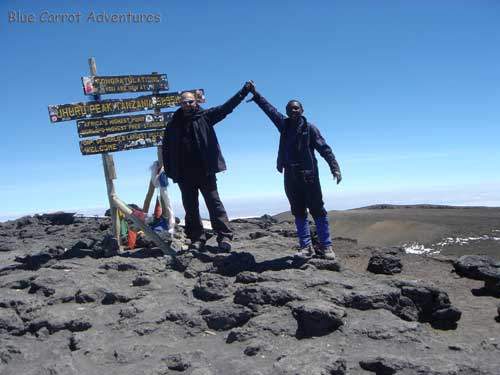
181, 99, 196, 106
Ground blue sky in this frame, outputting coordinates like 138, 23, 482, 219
2, 0, 500, 220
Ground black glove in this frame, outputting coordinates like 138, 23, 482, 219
333, 170, 342, 184
241, 81, 254, 96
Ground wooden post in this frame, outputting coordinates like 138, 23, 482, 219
143, 71, 163, 215
89, 57, 121, 250
152, 72, 174, 225
142, 180, 156, 214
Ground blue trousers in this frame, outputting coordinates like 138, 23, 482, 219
284, 167, 332, 248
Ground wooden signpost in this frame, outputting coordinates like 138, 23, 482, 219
48, 57, 204, 255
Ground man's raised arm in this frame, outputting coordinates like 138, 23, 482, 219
205, 82, 252, 126
248, 82, 286, 133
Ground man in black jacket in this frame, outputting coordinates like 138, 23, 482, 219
248, 82, 341, 260
162, 83, 252, 251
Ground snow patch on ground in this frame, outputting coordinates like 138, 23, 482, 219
403, 229, 500, 255
403, 242, 439, 255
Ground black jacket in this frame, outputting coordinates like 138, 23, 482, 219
162, 88, 248, 183
252, 92, 340, 175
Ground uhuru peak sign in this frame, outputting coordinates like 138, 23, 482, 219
48, 89, 205, 123
48, 71, 205, 155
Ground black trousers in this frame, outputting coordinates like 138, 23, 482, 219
284, 167, 327, 219
178, 172, 232, 241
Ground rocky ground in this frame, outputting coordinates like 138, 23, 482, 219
0, 212, 499, 374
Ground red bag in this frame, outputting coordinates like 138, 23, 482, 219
128, 230, 137, 250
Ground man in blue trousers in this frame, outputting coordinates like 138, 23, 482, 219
248, 82, 342, 259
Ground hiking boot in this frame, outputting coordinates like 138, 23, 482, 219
217, 238, 232, 252
189, 239, 205, 251
294, 244, 315, 259
316, 246, 337, 260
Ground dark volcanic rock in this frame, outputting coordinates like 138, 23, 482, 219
307, 258, 342, 272
37, 212, 75, 225
95, 234, 120, 257
453, 255, 500, 281
345, 309, 420, 341
14, 247, 65, 270
274, 351, 346, 375
344, 281, 461, 329
101, 291, 132, 305
234, 285, 303, 308
358, 356, 482, 375
235, 271, 285, 284
249, 231, 270, 240
172, 252, 195, 272
212, 252, 257, 276
226, 327, 258, 343
360, 357, 428, 374
200, 304, 253, 331
235, 271, 267, 284
161, 350, 209, 373
184, 258, 213, 279
163, 353, 191, 371
0, 309, 25, 334
162, 308, 205, 329
343, 283, 401, 312
395, 281, 462, 329
193, 273, 233, 301
247, 309, 297, 337
367, 252, 403, 275
269, 228, 297, 238
24, 307, 93, 335
453, 255, 500, 296
69, 238, 96, 251
75, 289, 97, 303
15, 215, 38, 228
243, 340, 270, 356
132, 275, 151, 287
291, 300, 345, 338
62, 247, 101, 260
60, 238, 101, 259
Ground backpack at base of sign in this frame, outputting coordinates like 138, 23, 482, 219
151, 217, 169, 233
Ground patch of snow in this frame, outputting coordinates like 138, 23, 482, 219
434, 234, 500, 247
403, 242, 439, 255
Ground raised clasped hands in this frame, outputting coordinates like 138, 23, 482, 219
243, 80, 256, 95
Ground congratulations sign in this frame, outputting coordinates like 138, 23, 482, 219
81, 74, 169, 95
